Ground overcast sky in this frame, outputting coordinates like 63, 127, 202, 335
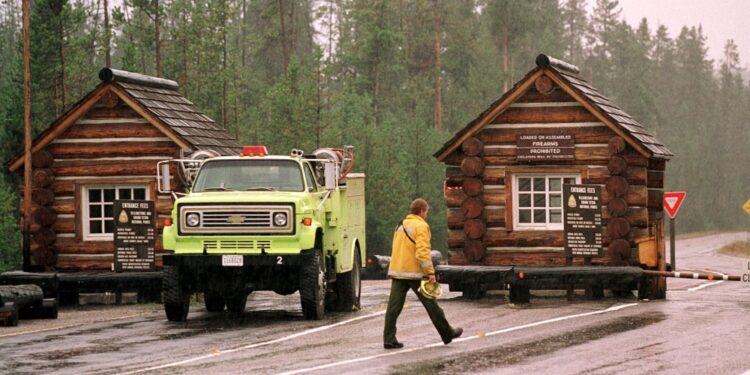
616, 0, 750, 69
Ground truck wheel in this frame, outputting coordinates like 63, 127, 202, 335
204, 293, 225, 313
163, 265, 190, 322
335, 249, 362, 312
226, 294, 247, 315
300, 249, 326, 320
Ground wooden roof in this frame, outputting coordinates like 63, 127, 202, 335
8, 68, 241, 172
434, 54, 673, 162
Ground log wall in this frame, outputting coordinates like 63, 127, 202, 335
19, 95, 181, 271
443, 83, 666, 268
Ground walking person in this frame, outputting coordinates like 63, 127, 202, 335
383, 198, 462, 349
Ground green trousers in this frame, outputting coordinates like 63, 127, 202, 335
383, 278, 453, 344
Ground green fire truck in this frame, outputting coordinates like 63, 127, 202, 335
157, 146, 365, 321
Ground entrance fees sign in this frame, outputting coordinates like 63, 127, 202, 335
663, 191, 686, 219
742, 198, 750, 216
563, 184, 603, 257
114, 200, 156, 272
517, 134, 574, 161
742, 260, 750, 283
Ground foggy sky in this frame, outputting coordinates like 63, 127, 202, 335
617, 0, 750, 70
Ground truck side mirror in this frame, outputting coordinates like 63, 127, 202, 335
324, 162, 337, 190
159, 162, 172, 193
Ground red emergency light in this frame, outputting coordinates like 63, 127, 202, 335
241, 145, 268, 156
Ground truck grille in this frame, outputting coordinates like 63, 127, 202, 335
203, 240, 272, 251
178, 204, 294, 235
202, 211, 272, 227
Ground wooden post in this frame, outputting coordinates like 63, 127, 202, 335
22, 0, 32, 272
670, 217, 676, 270
566, 256, 573, 301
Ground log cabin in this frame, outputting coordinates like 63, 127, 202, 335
435, 54, 673, 271
7, 68, 241, 272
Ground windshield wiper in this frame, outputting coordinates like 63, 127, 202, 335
202, 186, 235, 191
245, 187, 277, 191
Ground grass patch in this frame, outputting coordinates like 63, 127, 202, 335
718, 240, 750, 258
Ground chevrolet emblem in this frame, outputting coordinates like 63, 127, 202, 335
227, 215, 244, 224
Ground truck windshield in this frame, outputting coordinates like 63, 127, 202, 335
192, 159, 305, 192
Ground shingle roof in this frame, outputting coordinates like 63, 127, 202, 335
102, 69, 242, 156
551, 66, 673, 159
434, 55, 673, 161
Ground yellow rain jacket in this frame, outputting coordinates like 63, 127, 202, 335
387, 214, 435, 280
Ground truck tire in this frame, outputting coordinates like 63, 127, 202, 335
335, 249, 362, 312
300, 249, 326, 320
204, 293, 225, 313
163, 265, 190, 322
226, 294, 247, 315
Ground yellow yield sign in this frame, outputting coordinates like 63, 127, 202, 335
743, 198, 750, 216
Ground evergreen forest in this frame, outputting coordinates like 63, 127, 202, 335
0, 0, 748, 271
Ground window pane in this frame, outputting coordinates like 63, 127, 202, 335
533, 209, 546, 223
519, 194, 531, 207
549, 194, 561, 208
550, 210, 562, 223
90, 189, 101, 202
533, 178, 545, 191
90, 220, 102, 234
519, 209, 531, 223
119, 189, 131, 200
518, 178, 531, 191
104, 220, 114, 233
104, 189, 115, 202
549, 178, 561, 191
104, 204, 114, 218
564, 177, 576, 185
89, 205, 102, 218
534, 194, 546, 207
134, 189, 146, 200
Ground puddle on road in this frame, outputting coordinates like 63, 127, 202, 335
41, 343, 121, 361
391, 312, 666, 375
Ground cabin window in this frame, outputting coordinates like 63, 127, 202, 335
512, 174, 579, 230
83, 186, 149, 240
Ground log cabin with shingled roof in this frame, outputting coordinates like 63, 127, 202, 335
7, 68, 241, 272
435, 54, 672, 275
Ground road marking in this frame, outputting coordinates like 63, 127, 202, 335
116, 310, 387, 375
279, 303, 638, 375
686, 271, 727, 292
0, 311, 157, 338
687, 280, 724, 292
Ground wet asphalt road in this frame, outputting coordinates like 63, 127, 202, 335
1, 232, 749, 374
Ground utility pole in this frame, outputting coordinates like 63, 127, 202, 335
22, 0, 32, 271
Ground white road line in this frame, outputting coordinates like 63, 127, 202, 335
116, 310, 387, 375
279, 303, 638, 375
686, 271, 726, 292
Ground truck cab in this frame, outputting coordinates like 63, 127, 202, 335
159, 146, 365, 321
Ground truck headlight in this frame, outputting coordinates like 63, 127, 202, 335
273, 212, 287, 227
186, 213, 201, 227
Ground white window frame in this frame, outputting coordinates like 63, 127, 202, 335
512, 174, 580, 231
82, 185, 150, 241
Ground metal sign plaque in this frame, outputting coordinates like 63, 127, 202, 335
114, 200, 156, 272
563, 184, 603, 257
517, 134, 575, 161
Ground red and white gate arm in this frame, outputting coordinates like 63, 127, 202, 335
642, 270, 741, 281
